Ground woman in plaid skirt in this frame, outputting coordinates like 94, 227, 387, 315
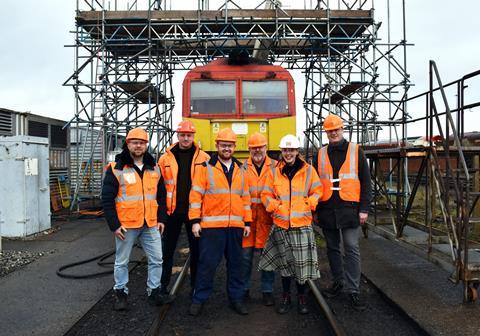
259, 134, 323, 314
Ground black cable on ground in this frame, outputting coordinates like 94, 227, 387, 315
56, 244, 144, 279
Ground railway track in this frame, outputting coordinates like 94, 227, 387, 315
63, 230, 427, 336
146, 255, 191, 336
147, 248, 344, 336
136, 229, 425, 336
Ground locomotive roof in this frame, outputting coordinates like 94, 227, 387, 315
187, 58, 290, 73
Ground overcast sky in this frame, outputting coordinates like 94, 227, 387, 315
0, 0, 479, 137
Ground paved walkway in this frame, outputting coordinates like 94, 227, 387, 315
0, 219, 117, 336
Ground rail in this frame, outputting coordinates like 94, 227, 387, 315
146, 255, 190, 336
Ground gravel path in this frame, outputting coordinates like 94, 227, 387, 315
0, 249, 55, 277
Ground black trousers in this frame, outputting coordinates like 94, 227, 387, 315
161, 211, 199, 290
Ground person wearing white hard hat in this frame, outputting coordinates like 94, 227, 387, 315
259, 134, 323, 315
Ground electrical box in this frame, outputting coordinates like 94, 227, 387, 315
0, 136, 51, 237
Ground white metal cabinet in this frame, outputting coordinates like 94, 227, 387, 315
0, 136, 50, 237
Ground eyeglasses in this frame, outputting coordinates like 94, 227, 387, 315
128, 140, 147, 146
217, 143, 234, 149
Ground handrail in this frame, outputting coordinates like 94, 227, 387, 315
429, 60, 470, 182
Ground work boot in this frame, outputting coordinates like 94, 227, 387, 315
297, 294, 309, 314
113, 289, 128, 311
243, 289, 250, 299
230, 302, 249, 315
189, 302, 203, 316
322, 281, 343, 298
148, 287, 175, 306
160, 286, 169, 296
349, 293, 367, 311
262, 292, 275, 306
276, 292, 291, 314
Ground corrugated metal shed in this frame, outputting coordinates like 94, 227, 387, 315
0, 108, 70, 212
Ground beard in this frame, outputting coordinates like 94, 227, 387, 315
130, 149, 146, 160
218, 150, 233, 161
252, 153, 265, 165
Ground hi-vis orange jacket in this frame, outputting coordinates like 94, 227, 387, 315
242, 156, 277, 248
261, 159, 323, 229
158, 142, 210, 215
189, 155, 252, 229
108, 162, 161, 229
317, 142, 360, 202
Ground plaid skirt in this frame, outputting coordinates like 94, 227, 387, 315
258, 225, 320, 284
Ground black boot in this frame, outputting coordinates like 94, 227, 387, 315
113, 289, 128, 311
243, 289, 250, 300
322, 281, 343, 298
262, 292, 275, 306
230, 302, 249, 315
276, 292, 291, 314
349, 293, 367, 311
148, 287, 175, 306
297, 294, 309, 314
189, 302, 204, 316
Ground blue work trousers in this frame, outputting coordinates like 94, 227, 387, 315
242, 247, 275, 293
192, 227, 245, 304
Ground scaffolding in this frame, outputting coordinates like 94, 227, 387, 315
66, 0, 407, 198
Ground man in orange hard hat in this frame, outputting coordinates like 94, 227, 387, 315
189, 128, 252, 316
241, 132, 276, 306
158, 120, 209, 296
102, 127, 173, 311
313, 114, 372, 311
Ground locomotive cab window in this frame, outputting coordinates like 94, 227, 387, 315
242, 81, 288, 114
190, 81, 236, 114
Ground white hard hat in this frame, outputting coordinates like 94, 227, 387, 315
279, 134, 300, 149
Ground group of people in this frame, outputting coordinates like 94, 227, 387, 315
101, 113, 372, 316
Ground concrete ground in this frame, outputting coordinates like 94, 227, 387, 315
0, 218, 118, 336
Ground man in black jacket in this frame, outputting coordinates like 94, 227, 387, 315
313, 115, 372, 311
101, 127, 173, 311
158, 120, 209, 296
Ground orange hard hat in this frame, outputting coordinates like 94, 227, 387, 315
126, 127, 149, 143
215, 128, 237, 143
323, 114, 344, 131
248, 132, 267, 148
176, 120, 196, 133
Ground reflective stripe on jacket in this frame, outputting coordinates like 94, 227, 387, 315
158, 142, 210, 215
109, 162, 161, 229
242, 156, 277, 248
261, 159, 323, 230
189, 157, 252, 229
317, 142, 360, 202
